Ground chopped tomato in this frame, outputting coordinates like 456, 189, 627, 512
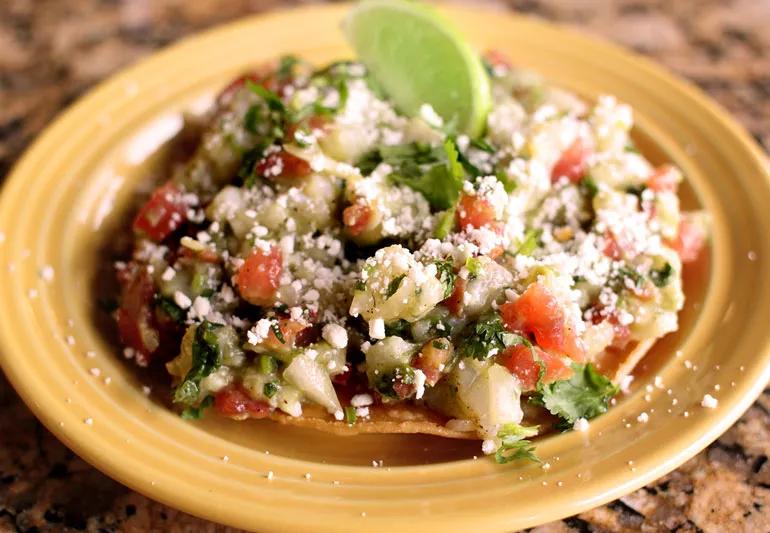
483, 49, 512, 70
235, 246, 283, 306
343, 203, 374, 236
500, 283, 586, 361
413, 338, 454, 386
392, 379, 416, 400
331, 365, 350, 386
601, 230, 633, 261
498, 344, 572, 391
116, 267, 159, 365
551, 139, 590, 183
255, 149, 312, 181
214, 385, 270, 419
647, 165, 679, 193
443, 276, 466, 316
666, 217, 706, 263
261, 318, 312, 353
457, 193, 496, 230
132, 181, 188, 242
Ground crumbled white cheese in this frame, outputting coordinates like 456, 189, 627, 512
414, 369, 427, 400
350, 394, 374, 408
39, 265, 55, 281
369, 318, 385, 339
174, 291, 192, 309
481, 439, 496, 455
637, 412, 649, 423
701, 394, 718, 409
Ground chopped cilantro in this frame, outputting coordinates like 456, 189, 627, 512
434, 207, 456, 239
516, 229, 542, 256
459, 313, 529, 360
156, 296, 185, 324
344, 406, 357, 425
432, 339, 449, 350
180, 395, 214, 420
354, 279, 366, 292
470, 138, 495, 153
580, 175, 599, 198
613, 266, 645, 291
650, 262, 674, 288
246, 80, 285, 113
532, 363, 618, 426
374, 366, 414, 399
384, 319, 411, 338
385, 274, 406, 298
244, 104, 262, 134
494, 423, 540, 464
263, 381, 280, 398
173, 321, 223, 405
276, 55, 300, 80
624, 143, 640, 154
433, 259, 456, 298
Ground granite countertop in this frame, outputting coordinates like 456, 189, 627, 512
1, 0, 769, 531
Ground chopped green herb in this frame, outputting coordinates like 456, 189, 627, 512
434, 207, 456, 239
173, 321, 223, 405
460, 313, 529, 360
354, 279, 366, 292
156, 296, 185, 324
276, 55, 300, 80
246, 80, 285, 113
180, 395, 214, 420
263, 381, 280, 398
244, 104, 262, 134
613, 266, 645, 291
580, 175, 599, 198
625, 184, 647, 198
650, 262, 674, 288
432, 339, 448, 350
494, 423, 540, 464
470, 138, 495, 153
238, 147, 264, 184
384, 319, 411, 338
385, 274, 406, 298
374, 366, 415, 399
624, 143, 640, 154
516, 229, 542, 256
344, 406, 357, 425
532, 363, 618, 426
433, 259, 456, 299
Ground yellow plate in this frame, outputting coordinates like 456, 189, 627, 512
0, 4, 769, 531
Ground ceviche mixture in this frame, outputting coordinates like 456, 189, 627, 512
115, 51, 706, 461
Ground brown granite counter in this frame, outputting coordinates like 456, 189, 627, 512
1, 0, 769, 531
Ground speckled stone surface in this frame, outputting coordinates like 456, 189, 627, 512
1, 0, 769, 531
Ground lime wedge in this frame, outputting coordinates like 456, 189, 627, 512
343, 0, 491, 138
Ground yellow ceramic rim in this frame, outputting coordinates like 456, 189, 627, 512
1, 4, 769, 531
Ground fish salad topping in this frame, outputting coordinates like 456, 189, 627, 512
115, 53, 706, 461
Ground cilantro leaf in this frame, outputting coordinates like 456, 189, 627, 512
180, 395, 214, 420
156, 295, 185, 325
516, 229, 542, 256
385, 274, 406, 298
534, 363, 618, 425
389, 139, 465, 210
459, 313, 530, 360
650, 262, 673, 288
494, 423, 540, 464
433, 259, 456, 298
173, 321, 223, 405
434, 207, 456, 239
